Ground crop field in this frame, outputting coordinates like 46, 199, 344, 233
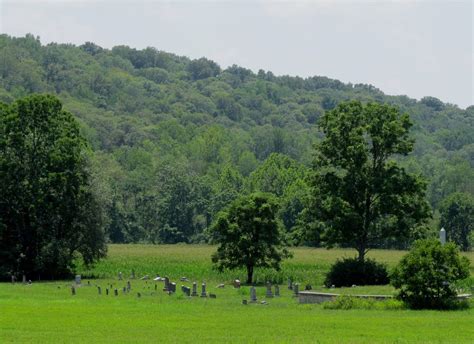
1, 245, 473, 343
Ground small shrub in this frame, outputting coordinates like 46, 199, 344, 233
391, 239, 470, 309
324, 258, 389, 287
323, 295, 365, 310
323, 295, 404, 310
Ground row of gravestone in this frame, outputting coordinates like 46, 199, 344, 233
70, 273, 302, 300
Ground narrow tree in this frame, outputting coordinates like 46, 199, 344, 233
0, 94, 106, 280
210, 193, 291, 284
309, 101, 430, 262
440, 192, 474, 251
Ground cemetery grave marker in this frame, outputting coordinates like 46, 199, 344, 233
200, 283, 207, 297
250, 286, 257, 303
274, 285, 280, 297
265, 282, 273, 298
293, 283, 299, 296
181, 285, 191, 296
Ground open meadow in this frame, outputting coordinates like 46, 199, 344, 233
1, 245, 473, 343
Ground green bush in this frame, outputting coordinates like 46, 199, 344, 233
324, 258, 389, 287
391, 239, 470, 309
323, 295, 404, 310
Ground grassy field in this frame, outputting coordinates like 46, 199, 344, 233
1, 245, 473, 343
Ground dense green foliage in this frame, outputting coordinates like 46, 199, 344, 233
309, 101, 431, 259
440, 192, 474, 251
324, 258, 389, 287
391, 239, 470, 309
0, 34, 472, 246
210, 193, 291, 284
0, 94, 106, 280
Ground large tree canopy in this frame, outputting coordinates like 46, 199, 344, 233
210, 192, 291, 284
309, 101, 431, 261
0, 94, 106, 280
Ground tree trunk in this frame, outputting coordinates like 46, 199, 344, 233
246, 265, 254, 285
357, 245, 366, 263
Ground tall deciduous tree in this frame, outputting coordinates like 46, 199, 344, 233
210, 193, 291, 284
440, 192, 474, 251
0, 94, 106, 279
309, 101, 431, 262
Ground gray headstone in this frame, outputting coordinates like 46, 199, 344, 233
11, 275, 16, 284
131, 269, 135, 279
293, 283, 299, 296
217, 283, 225, 288
71, 286, 76, 296
191, 282, 198, 296
163, 277, 170, 291
200, 283, 207, 297
265, 282, 273, 298
250, 286, 257, 302
274, 285, 280, 297
181, 285, 191, 296
122, 286, 127, 293
118, 272, 123, 280
233, 279, 241, 288
140, 275, 149, 280
114, 288, 118, 296
287, 278, 292, 290
169, 282, 176, 293
127, 281, 131, 291
75, 275, 81, 285
22, 275, 26, 284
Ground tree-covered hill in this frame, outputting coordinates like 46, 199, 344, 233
1, 34, 472, 245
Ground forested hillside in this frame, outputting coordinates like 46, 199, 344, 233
1, 34, 472, 245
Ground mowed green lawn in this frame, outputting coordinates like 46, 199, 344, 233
1, 245, 473, 343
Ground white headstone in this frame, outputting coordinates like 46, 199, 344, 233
440, 227, 446, 246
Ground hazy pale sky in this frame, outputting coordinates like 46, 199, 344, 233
1, 0, 473, 108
